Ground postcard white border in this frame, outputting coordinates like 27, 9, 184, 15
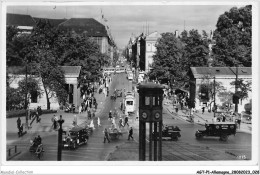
1, 0, 259, 174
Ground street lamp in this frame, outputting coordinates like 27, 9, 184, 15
57, 115, 64, 161
24, 59, 29, 128
234, 66, 239, 113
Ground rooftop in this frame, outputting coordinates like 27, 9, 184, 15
33, 17, 67, 27
58, 18, 108, 37
7, 13, 35, 27
60, 66, 81, 77
190, 67, 252, 79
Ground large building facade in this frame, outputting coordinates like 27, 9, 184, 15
189, 67, 252, 113
8, 66, 82, 110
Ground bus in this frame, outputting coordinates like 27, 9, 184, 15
128, 72, 133, 80
125, 92, 135, 113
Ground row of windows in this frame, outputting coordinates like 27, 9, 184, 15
146, 43, 156, 52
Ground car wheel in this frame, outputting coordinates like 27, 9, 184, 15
195, 132, 202, 139
220, 134, 228, 141
172, 135, 178, 141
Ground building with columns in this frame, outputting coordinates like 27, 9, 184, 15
189, 67, 252, 113
8, 66, 82, 110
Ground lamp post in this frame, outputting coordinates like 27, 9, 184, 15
213, 76, 216, 118
234, 66, 238, 113
24, 61, 28, 128
57, 115, 64, 161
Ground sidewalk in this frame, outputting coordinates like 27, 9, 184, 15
6, 78, 112, 135
163, 98, 251, 134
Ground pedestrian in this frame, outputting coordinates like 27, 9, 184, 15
93, 97, 96, 106
128, 127, 134, 140
103, 128, 110, 143
119, 117, 123, 128
37, 106, 42, 116
17, 117, 21, 129
36, 112, 40, 123
37, 135, 42, 144
120, 101, 123, 111
79, 105, 82, 114
175, 104, 179, 113
108, 110, 112, 120
89, 99, 92, 108
90, 119, 95, 130
180, 99, 184, 110
97, 117, 101, 127
54, 115, 58, 130
95, 102, 98, 110
92, 112, 95, 119
87, 110, 91, 120
237, 114, 242, 129
73, 115, 77, 126
124, 115, 129, 127
222, 114, 226, 122
202, 106, 205, 114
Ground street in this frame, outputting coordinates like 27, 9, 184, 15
6, 72, 251, 161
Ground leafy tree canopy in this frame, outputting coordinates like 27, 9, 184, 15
212, 5, 252, 67
148, 32, 185, 85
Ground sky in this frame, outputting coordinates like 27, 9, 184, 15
6, 3, 246, 49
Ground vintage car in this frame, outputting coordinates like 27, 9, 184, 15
62, 126, 89, 149
116, 89, 123, 97
153, 125, 181, 141
195, 122, 236, 141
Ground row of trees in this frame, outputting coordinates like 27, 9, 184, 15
7, 20, 110, 110
148, 5, 251, 86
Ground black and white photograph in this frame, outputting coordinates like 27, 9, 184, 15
1, 0, 259, 175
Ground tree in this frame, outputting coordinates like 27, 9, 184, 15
25, 20, 68, 109
6, 26, 30, 67
148, 32, 185, 85
181, 29, 209, 70
18, 76, 42, 104
6, 87, 24, 111
200, 75, 226, 111
212, 5, 252, 67
54, 32, 109, 86
230, 79, 252, 103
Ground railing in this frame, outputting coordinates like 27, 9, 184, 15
7, 145, 21, 160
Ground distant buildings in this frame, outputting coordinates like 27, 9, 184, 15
6, 13, 116, 60
7, 13, 35, 34
145, 31, 160, 72
126, 31, 160, 73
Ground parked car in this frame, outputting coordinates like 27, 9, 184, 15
153, 125, 181, 141
62, 126, 89, 149
195, 122, 236, 141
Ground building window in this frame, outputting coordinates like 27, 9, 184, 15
147, 43, 151, 52
30, 91, 37, 103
